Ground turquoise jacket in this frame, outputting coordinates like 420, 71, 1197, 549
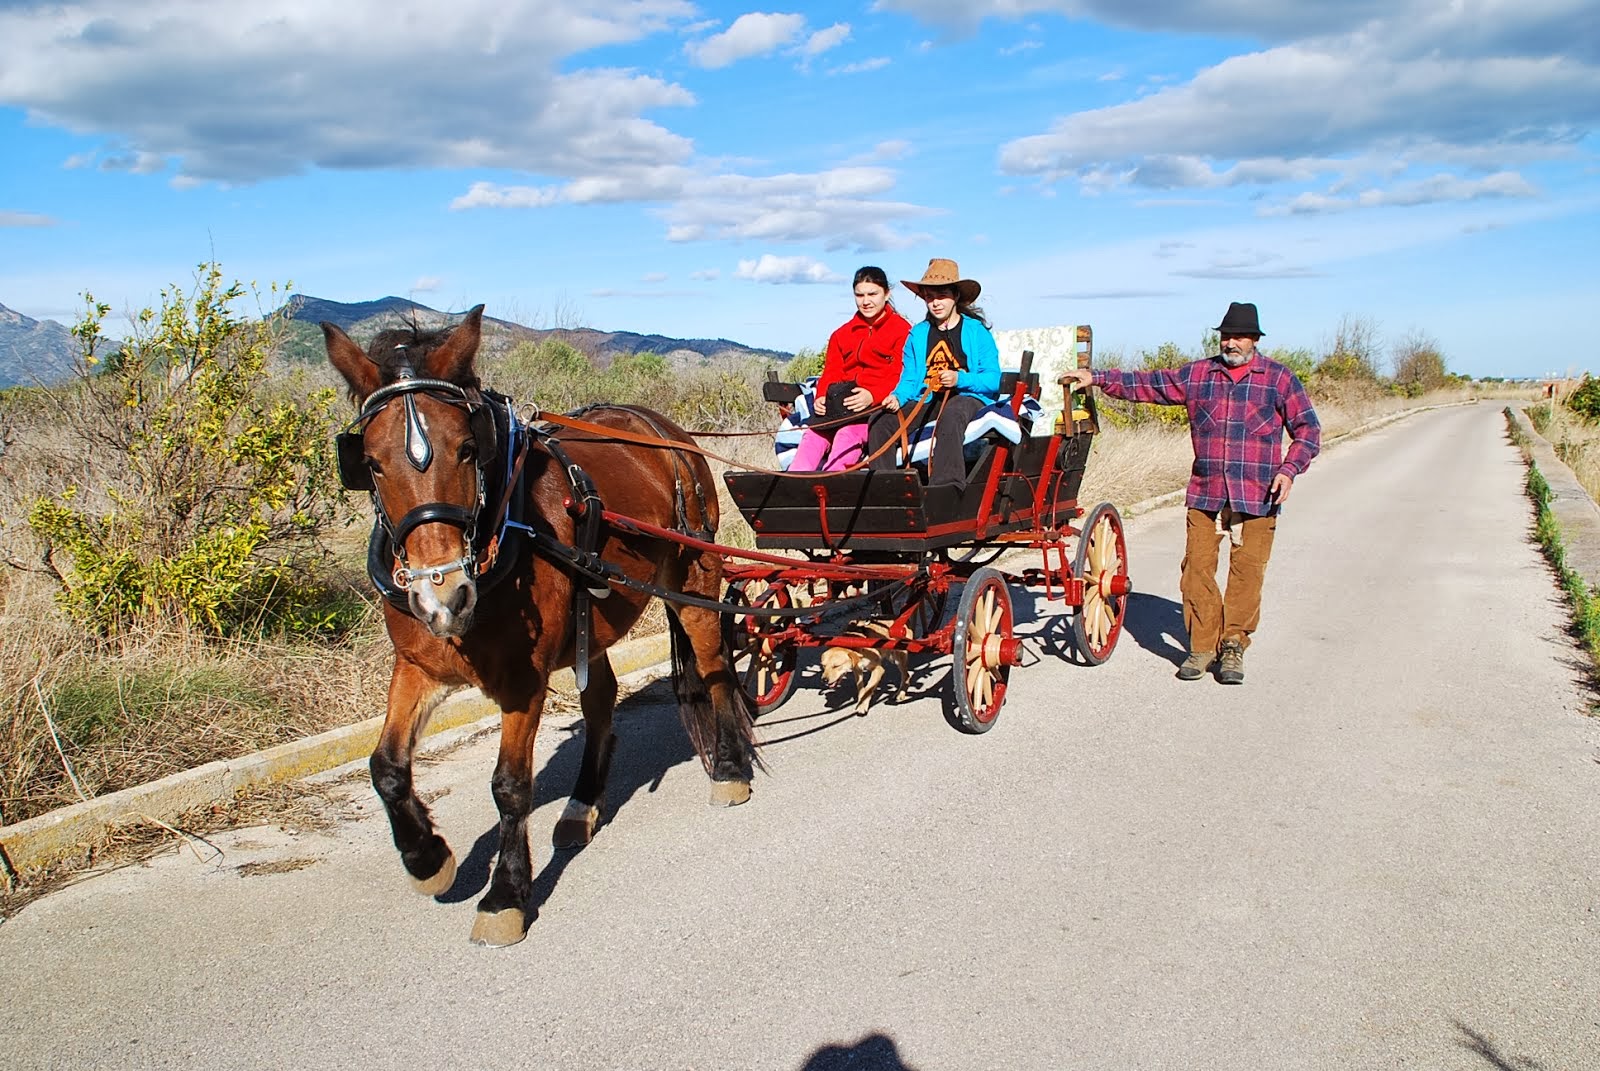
891, 316, 1002, 407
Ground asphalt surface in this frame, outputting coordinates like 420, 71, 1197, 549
3, 402, 1596, 1070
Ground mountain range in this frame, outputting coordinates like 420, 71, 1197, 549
276, 294, 791, 369
0, 303, 80, 389
0, 295, 792, 388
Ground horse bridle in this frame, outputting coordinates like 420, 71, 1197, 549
337, 374, 501, 590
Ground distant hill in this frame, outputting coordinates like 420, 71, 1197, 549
0, 294, 795, 387
0, 303, 79, 388
276, 294, 792, 368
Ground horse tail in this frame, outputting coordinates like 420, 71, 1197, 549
667, 611, 763, 777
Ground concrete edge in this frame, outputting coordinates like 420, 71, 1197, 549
1505, 405, 1600, 582
0, 399, 1476, 883
0, 631, 672, 881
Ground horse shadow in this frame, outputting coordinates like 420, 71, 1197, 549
440, 674, 704, 915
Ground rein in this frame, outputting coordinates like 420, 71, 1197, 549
533, 390, 937, 478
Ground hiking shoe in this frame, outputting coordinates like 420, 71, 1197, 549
1176, 650, 1214, 681
1217, 640, 1245, 684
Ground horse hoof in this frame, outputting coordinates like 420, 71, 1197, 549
708, 779, 752, 807
410, 852, 457, 897
470, 908, 528, 947
553, 798, 600, 848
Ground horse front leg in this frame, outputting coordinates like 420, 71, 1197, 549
371, 660, 457, 896
553, 654, 617, 849
470, 695, 547, 948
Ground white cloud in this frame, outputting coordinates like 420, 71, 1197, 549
1262, 171, 1541, 216
641, 272, 669, 283
454, 164, 936, 251
874, 1, 1407, 40
993, 5, 1600, 215
690, 268, 720, 280
0, 211, 57, 227
451, 182, 563, 210
831, 56, 891, 74
735, 254, 843, 284
804, 22, 852, 56
0, 0, 700, 183
411, 276, 443, 293
686, 12, 806, 68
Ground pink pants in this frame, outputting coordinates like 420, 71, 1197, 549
789, 424, 870, 472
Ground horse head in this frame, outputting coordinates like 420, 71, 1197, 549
323, 305, 497, 638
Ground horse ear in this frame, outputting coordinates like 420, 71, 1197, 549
426, 304, 485, 384
322, 322, 381, 400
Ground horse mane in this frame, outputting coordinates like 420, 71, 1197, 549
366, 313, 483, 391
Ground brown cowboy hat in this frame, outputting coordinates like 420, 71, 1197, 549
902, 258, 981, 304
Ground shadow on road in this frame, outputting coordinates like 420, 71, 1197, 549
437, 674, 707, 909
799, 1032, 921, 1070
1120, 592, 1187, 666
1453, 1018, 1545, 1071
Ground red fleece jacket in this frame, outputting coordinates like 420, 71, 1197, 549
817, 305, 912, 404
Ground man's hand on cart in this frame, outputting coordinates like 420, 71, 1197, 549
1058, 367, 1092, 391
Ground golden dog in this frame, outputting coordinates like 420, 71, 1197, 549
819, 622, 908, 715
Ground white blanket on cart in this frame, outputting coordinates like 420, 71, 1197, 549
774, 378, 1043, 471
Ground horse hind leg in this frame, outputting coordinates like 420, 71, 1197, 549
553, 655, 617, 848
667, 594, 760, 807
371, 666, 457, 897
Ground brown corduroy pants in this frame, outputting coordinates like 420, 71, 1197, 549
1181, 507, 1278, 654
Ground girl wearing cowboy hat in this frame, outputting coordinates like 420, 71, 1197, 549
789, 266, 912, 472
868, 258, 1002, 489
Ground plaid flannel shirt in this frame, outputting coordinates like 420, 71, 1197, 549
1092, 356, 1321, 516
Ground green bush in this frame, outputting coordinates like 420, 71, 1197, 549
1565, 376, 1600, 423
783, 348, 824, 382
26, 264, 354, 636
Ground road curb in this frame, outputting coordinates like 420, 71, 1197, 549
1506, 406, 1600, 581
0, 631, 672, 883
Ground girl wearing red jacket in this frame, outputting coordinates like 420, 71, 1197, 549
790, 266, 911, 472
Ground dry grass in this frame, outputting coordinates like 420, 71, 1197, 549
0, 777, 360, 917
0, 570, 390, 827
1526, 399, 1600, 502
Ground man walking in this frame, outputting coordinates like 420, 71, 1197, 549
1059, 303, 1320, 683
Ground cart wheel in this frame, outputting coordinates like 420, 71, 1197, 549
1072, 501, 1130, 665
723, 581, 798, 716
949, 567, 1014, 734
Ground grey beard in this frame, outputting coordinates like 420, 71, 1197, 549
1220, 349, 1250, 367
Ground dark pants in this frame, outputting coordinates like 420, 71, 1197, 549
868, 394, 985, 488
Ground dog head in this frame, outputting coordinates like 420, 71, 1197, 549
820, 647, 855, 686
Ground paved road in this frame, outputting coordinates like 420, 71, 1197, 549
3, 402, 1597, 1070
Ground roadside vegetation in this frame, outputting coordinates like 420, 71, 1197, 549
0, 264, 1499, 837
1505, 409, 1600, 679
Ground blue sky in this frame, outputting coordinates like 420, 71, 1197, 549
1, 0, 1596, 379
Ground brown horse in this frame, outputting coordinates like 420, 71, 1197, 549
323, 306, 757, 947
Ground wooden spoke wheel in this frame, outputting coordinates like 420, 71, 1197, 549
1072, 501, 1130, 665
949, 567, 1015, 734
723, 581, 798, 716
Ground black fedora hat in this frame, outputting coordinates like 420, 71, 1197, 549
1216, 302, 1264, 337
